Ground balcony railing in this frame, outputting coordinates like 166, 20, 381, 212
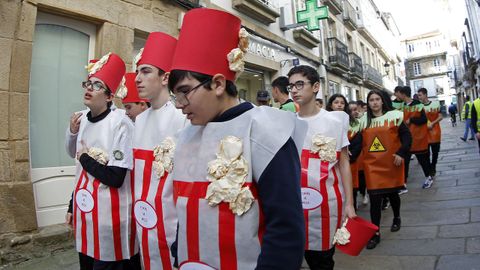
363, 64, 383, 88
349, 52, 363, 78
324, 0, 343, 15
343, 1, 357, 30
327, 37, 349, 71
232, 0, 280, 25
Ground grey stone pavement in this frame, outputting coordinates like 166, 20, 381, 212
5, 118, 480, 270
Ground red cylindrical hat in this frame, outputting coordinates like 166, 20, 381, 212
171, 8, 242, 81
136, 32, 177, 72
122, 73, 148, 104
335, 216, 379, 256
88, 53, 126, 94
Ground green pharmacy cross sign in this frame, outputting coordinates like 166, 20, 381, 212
296, 0, 328, 31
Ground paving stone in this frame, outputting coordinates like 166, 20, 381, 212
472, 207, 480, 222
335, 254, 436, 270
437, 254, 480, 270
364, 238, 465, 256
378, 226, 438, 240
467, 237, 480, 254
398, 208, 469, 226
401, 198, 480, 211
439, 222, 480, 238
457, 178, 480, 186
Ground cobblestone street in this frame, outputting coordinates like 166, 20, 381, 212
4, 119, 480, 270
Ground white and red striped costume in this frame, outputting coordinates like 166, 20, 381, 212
297, 109, 349, 251
132, 103, 187, 270
70, 109, 136, 261
171, 106, 306, 270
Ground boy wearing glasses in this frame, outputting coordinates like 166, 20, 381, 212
287, 65, 356, 270
65, 53, 140, 269
167, 8, 306, 269
132, 32, 186, 270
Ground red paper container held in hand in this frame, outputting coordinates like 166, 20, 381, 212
335, 216, 378, 256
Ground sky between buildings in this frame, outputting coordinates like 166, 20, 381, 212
376, 0, 467, 40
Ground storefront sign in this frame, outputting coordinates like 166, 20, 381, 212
248, 40, 277, 61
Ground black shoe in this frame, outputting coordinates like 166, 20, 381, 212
469, 138, 475, 140
366, 234, 380, 249
391, 217, 401, 232
460, 137, 466, 142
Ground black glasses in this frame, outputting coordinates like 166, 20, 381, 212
287, 80, 312, 92
171, 79, 211, 107
82, 80, 107, 92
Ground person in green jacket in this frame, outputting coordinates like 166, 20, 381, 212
460, 95, 475, 141
272, 76, 297, 112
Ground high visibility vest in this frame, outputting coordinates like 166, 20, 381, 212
424, 101, 442, 143
474, 99, 480, 130
462, 101, 473, 120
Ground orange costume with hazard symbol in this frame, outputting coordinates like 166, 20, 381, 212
403, 100, 428, 153
362, 110, 406, 194
423, 101, 442, 144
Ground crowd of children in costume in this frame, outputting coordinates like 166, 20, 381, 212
65, 7, 445, 270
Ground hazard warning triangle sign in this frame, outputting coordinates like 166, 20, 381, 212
369, 136, 386, 152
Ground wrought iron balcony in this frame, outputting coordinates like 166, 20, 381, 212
232, 0, 280, 25
343, 1, 357, 30
363, 64, 383, 89
323, 0, 343, 15
349, 52, 363, 79
327, 37, 349, 71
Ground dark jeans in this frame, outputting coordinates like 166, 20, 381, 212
305, 247, 335, 270
428, 143, 440, 175
80, 253, 141, 270
369, 192, 401, 228
404, 151, 431, 181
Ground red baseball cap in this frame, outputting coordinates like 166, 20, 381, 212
135, 32, 177, 72
87, 53, 126, 94
171, 8, 248, 82
122, 73, 148, 104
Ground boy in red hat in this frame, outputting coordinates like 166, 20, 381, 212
131, 32, 187, 270
287, 65, 356, 269
167, 8, 306, 270
65, 53, 140, 269
121, 72, 149, 122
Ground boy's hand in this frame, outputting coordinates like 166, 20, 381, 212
70, 112, 82, 134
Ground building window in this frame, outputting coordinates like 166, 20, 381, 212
433, 58, 440, 71
408, 44, 414, 52
413, 80, 424, 91
328, 81, 340, 96
413, 62, 421, 75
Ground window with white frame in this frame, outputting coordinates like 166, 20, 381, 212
413, 80, 424, 90
328, 81, 339, 96
433, 58, 440, 71
413, 62, 421, 75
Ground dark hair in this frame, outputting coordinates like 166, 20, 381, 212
168, 70, 237, 97
399, 86, 411, 97
466, 95, 471, 101
315, 98, 323, 104
349, 101, 358, 106
135, 101, 151, 108
326, 94, 356, 125
104, 88, 113, 108
366, 89, 393, 128
356, 100, 366, 107
417, 87, 427, 95
271, 76, 289, 95
287, 65, 320, 84
394, 86, 403, 93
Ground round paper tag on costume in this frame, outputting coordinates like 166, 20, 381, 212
76, 189, 94, 213
134, 200, 157, 229
301, 187, 323, 210
179, 262, 216, 270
